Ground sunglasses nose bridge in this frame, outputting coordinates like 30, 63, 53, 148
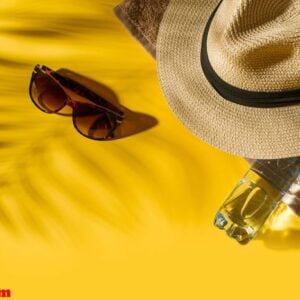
66, 97, 76, 109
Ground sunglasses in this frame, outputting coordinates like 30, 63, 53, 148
29, 65, 125, 140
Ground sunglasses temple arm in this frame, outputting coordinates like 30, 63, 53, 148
51, 72, 124, 119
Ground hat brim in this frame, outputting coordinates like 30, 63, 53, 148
157, 0, 300, 159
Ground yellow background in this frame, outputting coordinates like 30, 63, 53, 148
1, 0, 300, 299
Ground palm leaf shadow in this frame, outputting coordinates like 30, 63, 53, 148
0, 0, 159, 240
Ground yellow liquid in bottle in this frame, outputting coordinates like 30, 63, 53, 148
214, 170, 283, 244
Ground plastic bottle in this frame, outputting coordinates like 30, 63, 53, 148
214, 157, 300, 244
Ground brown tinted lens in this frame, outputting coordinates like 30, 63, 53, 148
31, 71, 67, 112
73, 104, 114, 140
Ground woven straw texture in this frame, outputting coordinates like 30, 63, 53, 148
208, 0, 300, 92
157, 0, 300, 159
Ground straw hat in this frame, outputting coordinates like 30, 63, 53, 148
157, 0, 300, 159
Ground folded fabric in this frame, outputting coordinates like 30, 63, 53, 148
114, 0, 170, 58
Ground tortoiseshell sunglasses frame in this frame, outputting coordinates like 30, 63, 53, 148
29, 65, 125, 140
